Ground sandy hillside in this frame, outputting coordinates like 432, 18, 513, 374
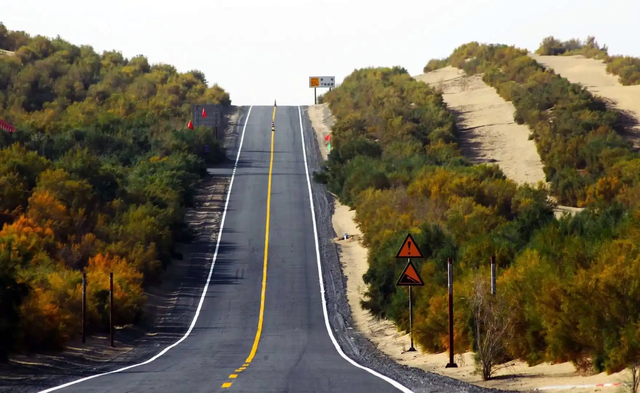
414, 67, 582, 218
414, 67, 546, 186
530, 54, 640, 147
308, 104, 627, 392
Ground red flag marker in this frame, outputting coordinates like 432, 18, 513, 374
0, 119, 15, 133
188, 120, 194, 130
202, 108, 207, 118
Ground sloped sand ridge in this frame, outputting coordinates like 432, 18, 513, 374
415, 67, 583, 218
415, 67, 546, 186
530, 54, 640, 147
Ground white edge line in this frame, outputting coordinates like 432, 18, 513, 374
297, 106, 413, 393
38, 105, 254, 393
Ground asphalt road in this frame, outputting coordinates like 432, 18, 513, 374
41, 105, 406, 393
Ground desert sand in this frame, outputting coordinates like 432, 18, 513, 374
530, 54, 640, 148
414, 67, 583, 218
308, 103, 628, 392
415, 67, 546, 186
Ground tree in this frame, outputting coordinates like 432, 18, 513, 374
469, 275, 514, 380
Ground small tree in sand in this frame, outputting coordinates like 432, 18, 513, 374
470, 276, 513, 380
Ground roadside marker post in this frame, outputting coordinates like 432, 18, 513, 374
82, 272, 86, 344
309, 76, 335, 104
445, 258, 457, 368
395, 234, 424, 352
110, 272, 114, 348
491, 255, 496, 296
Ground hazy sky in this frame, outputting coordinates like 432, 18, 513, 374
3, 0, 639, 105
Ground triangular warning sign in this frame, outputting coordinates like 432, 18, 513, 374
396, 261, 424, 286
396, 233, 423, 259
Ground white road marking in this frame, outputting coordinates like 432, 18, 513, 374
39, 106, 254, 392
297, 106, 413, 393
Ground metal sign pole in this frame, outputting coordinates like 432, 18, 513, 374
409, 284, 416, 351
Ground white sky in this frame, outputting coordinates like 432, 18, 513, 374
2, 0, 639, 105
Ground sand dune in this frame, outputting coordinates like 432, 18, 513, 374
530, 54, 640, 147
414, 67, 583, 218
415, 67, 546, 186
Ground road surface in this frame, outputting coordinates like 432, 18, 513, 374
41, 106, 406, 393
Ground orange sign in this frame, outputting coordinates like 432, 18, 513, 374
396, 233, 423, 259
396, 261, 424, 286
309, 77, 320, 87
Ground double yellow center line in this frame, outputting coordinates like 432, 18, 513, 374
221, 103, 276, 389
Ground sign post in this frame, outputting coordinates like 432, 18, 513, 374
395, 234, 424, 352
309, 76, 335, 104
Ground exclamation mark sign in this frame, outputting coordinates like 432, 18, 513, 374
407, 241, 412, 256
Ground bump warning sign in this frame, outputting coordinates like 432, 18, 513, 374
396, 261, 424, 286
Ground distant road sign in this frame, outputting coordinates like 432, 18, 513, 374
396, 234, 423, 259
309, 76, 335, 88
396, 261, 424, 286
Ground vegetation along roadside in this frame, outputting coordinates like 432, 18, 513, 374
314, 61, 640, 382
0, 23, 231, 360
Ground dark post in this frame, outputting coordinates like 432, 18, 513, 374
408, 285, 416, 351
445, 258, 458, 368
314, 87, 317, 105
109, 272, 114, 347
491, 255, 496, 296
82, 272, 86, 344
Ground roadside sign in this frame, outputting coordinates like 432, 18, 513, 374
396, 234, 423, 259
309, 76, 335, 88
396, 261, 424, 286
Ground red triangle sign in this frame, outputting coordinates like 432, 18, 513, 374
188, 120, 194, 130
396, 261, 424, 286
396, 233, 423, 259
